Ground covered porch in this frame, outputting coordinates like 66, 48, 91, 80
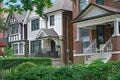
34, 28, 61, 58
73, 3, 120, 64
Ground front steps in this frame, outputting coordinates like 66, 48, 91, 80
52, 58, 63, 67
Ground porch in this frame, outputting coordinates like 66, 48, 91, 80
29, 48, 61, 58
73, 3, 120, 64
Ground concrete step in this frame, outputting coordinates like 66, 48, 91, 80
52, 58, 63, 67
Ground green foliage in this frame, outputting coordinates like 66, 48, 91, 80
4, 62, 56, 80
54, 66, 73, 80
0, 57, 52, 69
4, 46, 13, 57
0, 18, 5, 30
2, 0, 52, 16
3, 60, 120, 80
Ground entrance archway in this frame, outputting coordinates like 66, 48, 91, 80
51, 40, 56, 53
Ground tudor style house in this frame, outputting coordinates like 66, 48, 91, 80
73, 0, 120, 64
5, 12, 28, 56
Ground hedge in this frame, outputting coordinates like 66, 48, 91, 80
4, 60, 120, 80
0, 57, 52, 69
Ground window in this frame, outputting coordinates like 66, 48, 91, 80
31, 19, 39, 31
19, 43, 24, 54
31, 40, 41, 53
13, 43, 24, 54
50, 15, 54, 26
11, 25, 18, 34
81, 28, 89, 37
96, 0, 104, 5
80, 0, 89, 11
13, 44, 18, 54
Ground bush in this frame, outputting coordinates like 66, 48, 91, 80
4, 62, 56, 80
3, 60, 120, 80
0, 57, 52, 69
54, 66, 73, 80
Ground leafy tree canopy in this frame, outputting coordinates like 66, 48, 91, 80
0, 0, 52, 16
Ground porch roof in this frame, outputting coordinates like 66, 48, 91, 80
36, 28, 59, 39
73, 3, 120, 25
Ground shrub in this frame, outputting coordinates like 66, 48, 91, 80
3, 60, 120, 80
4, 62, 56, 80
0, 57, 52, 70
54, 66, 73, 80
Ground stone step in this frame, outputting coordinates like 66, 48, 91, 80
52, 58, 62, 67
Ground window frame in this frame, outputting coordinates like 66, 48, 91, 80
31, 19, 39, 31
50, 15, 55, 26
31, 40, 41, 53
11, 24, 18, 34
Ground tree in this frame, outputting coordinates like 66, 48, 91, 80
0, 0, 52, 16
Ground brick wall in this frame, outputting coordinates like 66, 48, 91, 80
0, 31, 3, 38
104, 0, 120, 7
62, 11, 73, 64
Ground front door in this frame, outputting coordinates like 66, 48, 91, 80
51, 40, 56, 53
97, 25, 105, 48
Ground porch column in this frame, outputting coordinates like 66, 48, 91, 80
110, 19, 120, 61
113, 19, 120, 36
76, 27, 80, 41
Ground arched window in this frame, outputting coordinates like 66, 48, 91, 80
96, 0, 104, 5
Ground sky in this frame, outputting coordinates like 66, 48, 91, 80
4, 0, 56, 7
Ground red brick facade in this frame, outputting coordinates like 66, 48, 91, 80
62, 11, 73, 64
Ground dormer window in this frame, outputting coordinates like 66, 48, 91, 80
96, 0, 104, 5
11, 25, 18, 34
50, 15, 54, 26
31, 19, 39, 31
80, 0, 89, 11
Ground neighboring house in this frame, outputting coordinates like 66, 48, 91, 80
5, 12, 28, 56
73, 0, 120, 64
0, 3, 7, 55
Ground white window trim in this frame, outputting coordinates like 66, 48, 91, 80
12, 42, 25, 55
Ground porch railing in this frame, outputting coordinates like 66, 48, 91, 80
83, 39, 97, 54
83, 38, 112, 64
100, 38, 112, 52
29, 48, 61, 58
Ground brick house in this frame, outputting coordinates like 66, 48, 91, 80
73, 0, 120, 64
0, 3, 6, 55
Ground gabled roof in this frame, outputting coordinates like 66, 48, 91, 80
14, 12, 27, 23
44, 0, 73, 13
36, 28, 59, 39
73, 3, 120, 23
5, 12, 27, 28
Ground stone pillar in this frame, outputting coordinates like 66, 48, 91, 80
111, 19, 120, 61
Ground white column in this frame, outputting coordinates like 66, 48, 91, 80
76, 27, 80, 41
113, 19, 120, 36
